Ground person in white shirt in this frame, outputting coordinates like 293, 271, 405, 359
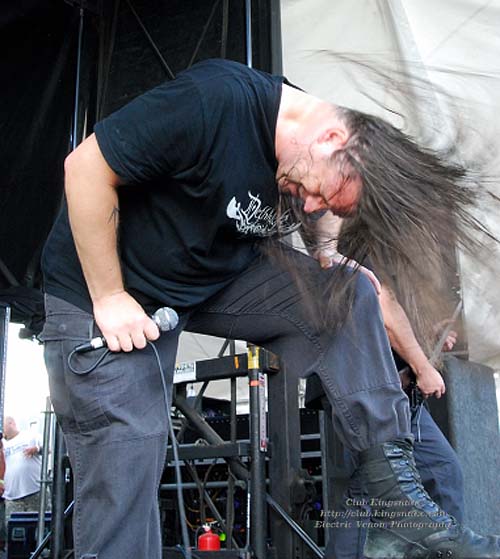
2, 417, 42, 522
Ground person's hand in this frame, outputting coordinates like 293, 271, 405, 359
23, 445, 40, 458
317, 251, 381, 295
0, 483, 4, 497
434, 319, 458, 352
414, 363, 446, 399
442, 330, 457, 352
93, 291, 160, 352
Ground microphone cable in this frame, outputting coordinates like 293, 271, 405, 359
148, 340, 194, 559
67, 345, 110, 374
66, 339, 196, 558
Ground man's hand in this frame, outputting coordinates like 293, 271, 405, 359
93, 291, 160, 352
317, 251, 381, 295
413, 325, 456, 399
414, 363, 446, 399
435, 322, 458, 352
442, 331, 457, 351
23, 445, 40, 458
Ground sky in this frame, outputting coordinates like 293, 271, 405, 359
4, 323, 49, 433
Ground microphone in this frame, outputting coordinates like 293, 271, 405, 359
74, 307, 179, 354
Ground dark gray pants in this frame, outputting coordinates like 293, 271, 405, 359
41, 251, 411, 559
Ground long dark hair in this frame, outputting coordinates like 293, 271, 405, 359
336, 107, 494, 355
270, 100, 497, 356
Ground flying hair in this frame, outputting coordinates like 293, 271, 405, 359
268, 54, 500, 357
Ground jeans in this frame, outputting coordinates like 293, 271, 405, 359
324, 405, 465, 559
41, 250, 411, 559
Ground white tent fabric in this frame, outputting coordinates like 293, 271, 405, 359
281, 0, 500, 372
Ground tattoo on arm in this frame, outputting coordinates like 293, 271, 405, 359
108, 206, 120, 229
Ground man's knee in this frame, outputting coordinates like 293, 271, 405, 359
318, 267, 381, 330
353, 271, 380, 307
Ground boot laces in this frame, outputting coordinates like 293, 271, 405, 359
393, 445, 455, 523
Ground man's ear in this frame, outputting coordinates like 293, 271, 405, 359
317, 127, 349, 149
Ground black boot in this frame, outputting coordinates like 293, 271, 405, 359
359, 439, 500, 558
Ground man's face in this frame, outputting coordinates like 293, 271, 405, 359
278, 153, 362, 217
3, 418, 15, 439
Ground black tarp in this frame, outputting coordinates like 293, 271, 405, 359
0, 0, 78, 330
0, 0, 277, 333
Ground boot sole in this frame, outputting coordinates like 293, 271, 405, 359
364, 526, 431, 559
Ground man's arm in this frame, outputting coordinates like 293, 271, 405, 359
313, 211, 381, 293
379, 286, 446, 399
24, 434, 42, 458
0, 439, 5, 497
65, 134, 160, 352
314, 212, 444, 398
23, 446, 40, 458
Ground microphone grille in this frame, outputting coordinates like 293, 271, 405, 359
153, 307, 179, 331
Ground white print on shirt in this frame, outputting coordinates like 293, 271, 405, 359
226, 191, 299, 237
4, 441, 36, 458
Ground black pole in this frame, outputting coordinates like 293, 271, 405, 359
227, 340, 237, 549
248, 344, 266, 558
0, 305, 10, 556
0, 304, 10, 438
36, 398, 53, 547
124, 0, 175, 79
266, 495, 324, 558
0, 309, 6, 558
50, 425, 68, 559
72, 7, 85, 151
269, 0, 283, 74
245, 0, 252, 68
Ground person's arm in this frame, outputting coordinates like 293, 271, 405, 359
23, 446, 40, 458
379, 286, 446, 398
0, 439, 5, 497
311, 210, 341, 267
65, 134, 160, 352
313, 212, 381, 293
23, 435, 42, 458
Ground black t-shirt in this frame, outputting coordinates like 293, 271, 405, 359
42, 59, 299, 313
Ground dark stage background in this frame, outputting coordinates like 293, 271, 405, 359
0, 0, 281, 332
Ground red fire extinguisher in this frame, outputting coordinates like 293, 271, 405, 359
197, 525, 221, 551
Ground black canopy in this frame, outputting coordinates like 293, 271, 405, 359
0, 1, 77, 333
0, 0, 279, 334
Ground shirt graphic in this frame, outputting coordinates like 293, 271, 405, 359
226, 191, 299, 237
